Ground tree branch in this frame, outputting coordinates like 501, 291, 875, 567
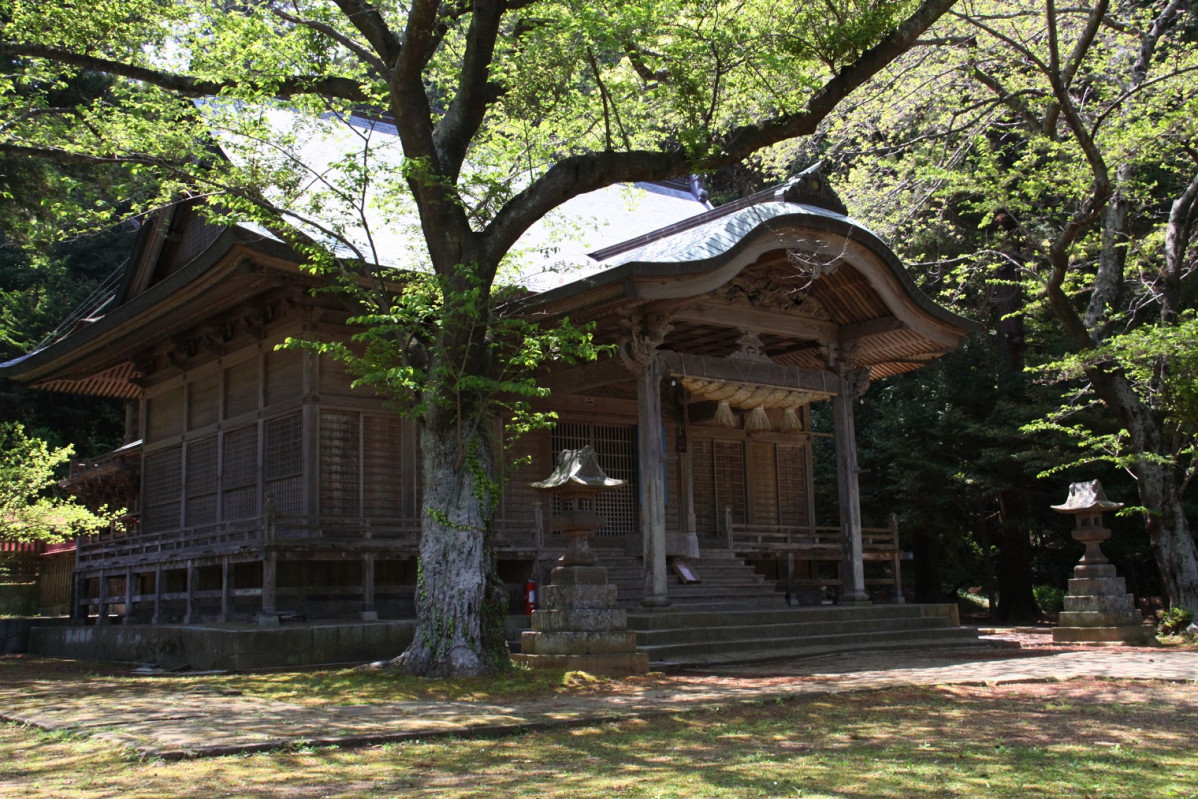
330, 0, 403, 68
271, 4, 389, 77
481, 0, 960, 262
1162, 169, 1198, 323
0, 43, 371, 102
434, 0, 505, 180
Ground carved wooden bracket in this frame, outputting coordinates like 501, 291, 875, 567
730, 331, 773, 363
618, 311, 673, 375
843, 367, 871, 398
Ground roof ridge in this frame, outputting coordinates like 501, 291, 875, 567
589, 164, 842, 262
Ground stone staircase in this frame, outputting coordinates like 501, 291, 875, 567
524, 548, 984, 668
625, 604, 982, 667
592, 548, 786, 609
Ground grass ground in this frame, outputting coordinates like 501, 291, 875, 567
1, 676, 1194, 798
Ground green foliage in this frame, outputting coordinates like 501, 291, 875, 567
1156, 607, 1194, 636
0, 422, 118, 542
1033, 584, 1065, 614
0, 0, 959, 673
802, 0, 1198, 608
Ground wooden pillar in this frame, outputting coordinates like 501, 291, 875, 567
832, 372, 869, 604
151, 564, 163, 624
122, 568, 134, 625
361, 553, 377, 620
183, 560, 199, 623
259, 550, 279, 625
889, 513, 906, 604
637, 357, 670, 607
69, 572, 84, 625
96, 570, 109, 625
219, 556, 231, 622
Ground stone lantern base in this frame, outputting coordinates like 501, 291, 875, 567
512, 563, 649, 676
1053, 563, 1153, 644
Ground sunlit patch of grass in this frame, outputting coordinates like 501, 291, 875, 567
2, 663, 1196, 798
0, 655, 654, 706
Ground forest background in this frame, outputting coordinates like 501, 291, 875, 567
2, 0, 1196, 627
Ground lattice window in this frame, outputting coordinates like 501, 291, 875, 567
222, 424, 259, 520
747, 441, 779, 526
320, 411, 360, 516
185, 436, 218, 527
690, 438, 717, 536
143, 446, 182, 532
776, 443, 810, 527
264, 413, 303, 517
714, 440, 746, 527
223, 358, 259, 420
362, 414, 404, 518
552, 422, 637, 538
501, 427, 551, 527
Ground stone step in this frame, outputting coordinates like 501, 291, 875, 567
615, 603, 974, 666
630, 613, 951, 648
639, 626, 985, 667
626, 603, 946, 629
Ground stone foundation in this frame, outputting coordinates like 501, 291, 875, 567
1053, 564, 1153, 644
514, 561, 648, 675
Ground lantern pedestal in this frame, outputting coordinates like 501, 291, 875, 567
513, 446, 649, 675
512, 561, 649, 675
1051, 481, 1153, 644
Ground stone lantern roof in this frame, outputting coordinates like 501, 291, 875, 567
529, 446, 625, 492
1051, 480, 1124, 515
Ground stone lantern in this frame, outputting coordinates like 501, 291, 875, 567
512, 446, 649, 675
528, 446, 621, 568
1050, 480, 1152, 644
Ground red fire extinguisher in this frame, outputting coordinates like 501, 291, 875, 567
524, 578, 537, 615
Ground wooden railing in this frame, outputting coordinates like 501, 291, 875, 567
76, 513, 543, 566
725, 509, 901, 559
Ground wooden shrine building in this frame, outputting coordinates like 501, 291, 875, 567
1, 140, 976, 625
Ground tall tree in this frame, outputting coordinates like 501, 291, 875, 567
1, 0, 958, 674
813, 0, 1198, 613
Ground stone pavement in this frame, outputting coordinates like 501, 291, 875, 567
2, 633, 1196, 761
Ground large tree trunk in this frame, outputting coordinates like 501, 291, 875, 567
391, 403, 508, 676
389, 272, 511, 676
1091, 368, 1198, 613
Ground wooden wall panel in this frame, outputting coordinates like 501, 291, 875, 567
223, 358, 259, 419
265, 348, 304, 408
320, 411, 360, 516
319, 355, 356, 397
146, 385, 184, 443
187, 372, 219, 430
747, 441, 778, 526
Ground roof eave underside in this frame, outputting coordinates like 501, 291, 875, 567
0, 228, 296, 399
